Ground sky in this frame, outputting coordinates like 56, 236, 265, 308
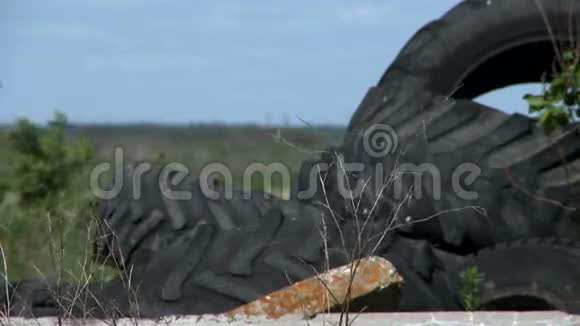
0, 0, 539, 126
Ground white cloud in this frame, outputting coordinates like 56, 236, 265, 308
336, 3, 392, 26
83, 53, 208, 73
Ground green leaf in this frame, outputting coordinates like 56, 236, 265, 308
459, 266, 485, 311
553, 106, 571, 127
552, 74, 565, 88
551, 76, 568, 101
564, 49, 575, 62
524, 47, 580, 133
523, 94, 546, 111
537, 105, 571, 133
574, 67, 580, 85
537, 109, 552, 129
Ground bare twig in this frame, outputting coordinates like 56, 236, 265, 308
504, 167, 577, 211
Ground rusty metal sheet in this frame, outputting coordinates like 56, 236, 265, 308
225, 256, 403, 319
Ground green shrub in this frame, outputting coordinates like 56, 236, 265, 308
0, 112, 114, 280
459, 266, 485, 311
7, 112, 93, 202
524, 48, 580, 132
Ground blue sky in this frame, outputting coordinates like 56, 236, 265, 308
0, 0, 538, 125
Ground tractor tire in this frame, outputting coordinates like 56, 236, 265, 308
315, 0, 580, 253
314, 83, 580, 253
349, 0, 580, 130
452, 238, 580, 313
95, 203, 338, 318
4, 200, 343, 318
95, 165, 285, 268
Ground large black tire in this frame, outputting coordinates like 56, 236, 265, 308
89, 167, 451, 318
95, 165, 285, 268
451, 238, 580, 313
318, 0, 580, 253
4, 197, 339, 318
314, 85, 580, 253
97, 203, 338, 318
349, 0, 580, 130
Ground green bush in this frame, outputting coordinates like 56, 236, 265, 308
524, 48, 580, 132
0, 112, 116, 281
7, 112, 93, 202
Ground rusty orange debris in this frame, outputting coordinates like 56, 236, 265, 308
225, 256, 403, 319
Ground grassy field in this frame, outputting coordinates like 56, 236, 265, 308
0, 123, 344, 280
69, 124, 342, 181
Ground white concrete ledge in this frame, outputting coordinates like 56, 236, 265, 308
2, 312, 579, 326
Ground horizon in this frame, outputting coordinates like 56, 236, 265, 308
0, 118, 347, 128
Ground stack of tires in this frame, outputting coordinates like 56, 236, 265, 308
330, 0, 580, 312
4, 0, 580, 318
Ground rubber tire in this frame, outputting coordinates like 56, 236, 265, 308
315, 78, 580, 252
349, 0, 580, 130
5, 199, 336, 318
95, 165, 285, 268
454, 238, 580, 313
314, 0, 580, 252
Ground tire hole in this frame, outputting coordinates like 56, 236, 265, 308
474, 83, 543, 117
